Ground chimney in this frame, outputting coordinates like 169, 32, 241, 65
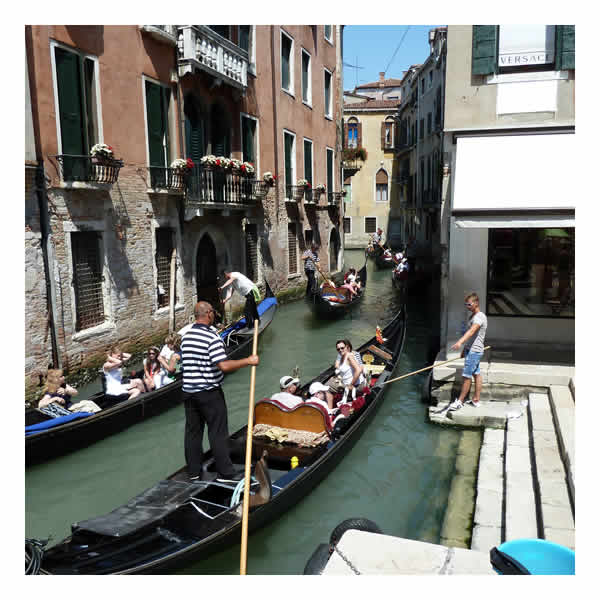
379, 71, 385, 86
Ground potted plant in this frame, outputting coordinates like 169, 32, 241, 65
241, 162, 255, 177
90, 143, 115, 164
200, 155, 218, 169
263, 172, 276, 186
297, 179, 311, 189
314, 183, 326, 194
170, 158, 195, 172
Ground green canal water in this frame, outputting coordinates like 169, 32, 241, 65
25, 250, 462, 574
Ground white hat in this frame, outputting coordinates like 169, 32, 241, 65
309, 381, 330, 395
280, 375, 300, 389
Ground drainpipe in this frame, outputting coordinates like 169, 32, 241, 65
35, 162, 61, 369
270, 26, 280, 206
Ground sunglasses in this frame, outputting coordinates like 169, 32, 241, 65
336, 345, 345, 351
465, 302, 474, 308
148, 352, 156, 356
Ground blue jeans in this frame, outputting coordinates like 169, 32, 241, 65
463, 350, 483, 378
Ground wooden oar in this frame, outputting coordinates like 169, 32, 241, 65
240, 319, 260, 575
382, 346, 492, 386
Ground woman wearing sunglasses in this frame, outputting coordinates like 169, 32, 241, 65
334, 339, 365, 400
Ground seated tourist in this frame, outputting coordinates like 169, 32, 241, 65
270, 375, 304, 409
38, 369, 78, 414
143, 346, 162, 391
156, 333, 181, 388
393, 251, 404, 264
342, 268, 361, 296
308, 381, 336, 414
334, 340, 366, 402
102, 345, 145, 399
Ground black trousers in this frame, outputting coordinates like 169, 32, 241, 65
305, 269, 317, 295
183, 387, 234, 478
244, 291, 260, 329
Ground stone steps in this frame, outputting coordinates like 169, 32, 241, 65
471, 386, 575, 551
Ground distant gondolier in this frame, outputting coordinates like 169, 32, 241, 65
302, 243, 320, 296
220, 271, 260, 330
371, 227, 384, 246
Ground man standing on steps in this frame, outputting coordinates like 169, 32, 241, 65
220, 270, 260, 330
181, 301, 259, 482
448, 292, 488, 411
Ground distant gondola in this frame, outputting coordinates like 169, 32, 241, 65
28, 305, 406, 575
306, 263, 367, 318
374, 250, 396, 270
25, 283, 278, 466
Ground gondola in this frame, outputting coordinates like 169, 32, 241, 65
306, 263, 367, 318
25, 283, 278, 466
392, 267, 409, 291
374, 249, 396, 270
28, 305, 407, 575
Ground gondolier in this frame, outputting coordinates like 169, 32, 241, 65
220, 270, 260, 330
181, 301, 259, 482
302, 243, 320, 296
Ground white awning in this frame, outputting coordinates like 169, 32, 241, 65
453, 132, 576, 212
454, 214, 575, 229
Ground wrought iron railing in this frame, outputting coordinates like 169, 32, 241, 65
54, 155, 123, 184
252, 180, 272, 199
185, 165, 255, 206
147, 166, 186, 191
328, 191, 343, 205
286, 185, 305, 202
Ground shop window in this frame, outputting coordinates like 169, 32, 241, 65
487, 228, 574, 318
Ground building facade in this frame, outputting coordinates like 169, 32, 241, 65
25, 25, 344, 400
342, 75, 401, 249
440, 25, 575, 356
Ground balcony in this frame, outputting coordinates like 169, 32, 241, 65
177, 26, 248, 90
147, 167, 186, 193
140, 26, 178, 45
54, 155, 123, 185
185, 166, 256, 212
327, 191, 343, 205
342, 159, 361, 176
285, 185, 305, 203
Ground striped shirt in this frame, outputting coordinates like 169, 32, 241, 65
181, 324, 227, 392
302, 250, 319, 272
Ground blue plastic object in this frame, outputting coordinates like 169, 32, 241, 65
219, 296, 277, 339
25, 412, 93, 435
493, 538, 575, 575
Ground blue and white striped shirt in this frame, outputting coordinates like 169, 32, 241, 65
181, 324, 227, 392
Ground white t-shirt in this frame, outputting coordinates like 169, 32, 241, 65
270, 392, 303, 409
230, 272, 255, 296
465, 311, 488, 354
308, 396, 332, 414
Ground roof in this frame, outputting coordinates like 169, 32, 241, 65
344, 99, 402, 111
356, 78, 403, 89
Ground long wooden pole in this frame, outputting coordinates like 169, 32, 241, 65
382, 346, 491, 386
240, 320, 260, 575
168, 248, 177, 333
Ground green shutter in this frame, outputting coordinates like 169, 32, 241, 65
185, 100, 205, 163
284, 134, 293, 188
55, 47, 85, 155
303, 141, 312, 185
326, 150, 333, 191
146, 81, 167, 167
472, 25, 498, 75
242, 117, 255, 164
239, 26, 250, 53
302, 53, 309, 102
281, 36, 290, 90
556, 25, 575, 70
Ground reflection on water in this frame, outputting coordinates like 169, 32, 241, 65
25, 250, 461, 574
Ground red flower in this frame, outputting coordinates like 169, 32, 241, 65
186, 158, 194, 169
241, 164, 246, 172
307, 182, 311, 188
108, 145, 113, 150
273, 175, 277, 180
216, 159, 221, 166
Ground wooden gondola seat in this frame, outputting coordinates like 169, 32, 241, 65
254, 399, 332, 435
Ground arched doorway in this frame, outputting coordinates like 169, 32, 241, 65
329, 228, 340, 272
196, 234, 222, 322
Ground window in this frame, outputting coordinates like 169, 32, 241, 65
427, 112, 432, 135
428, 71, 433, 89
303, 139, 313, 186
326, 148, 334, 195
209, 26, 229, 39
420, 78, 425, 95
238, 26, 256, 74
156, 228, 176, 309
324, 25, 333, 43
71, 231, 105, 331
472, 25, 575, 75
382, 118, 394, 149
52, 44, 100, 180
324, 69, 332, 119
343, 175, 352, 203
419, 158, 425, 195
487, 228, 574, 318
343, 217, 352, 234
427, 155, 432, 190
283, 130, 296, 198
365, 217, 377, 234
305, 229, 314, 246
281, 30, 293, 94
145, 79, 171, 187
301, 49, 311, 104
245, 223, 258, 282
419, 118, 424, 140
375, 169, 388, 202
241, 114, 258, 166
288, 223, 298, 274
347, 119, 358, 148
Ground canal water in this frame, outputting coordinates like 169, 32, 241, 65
25, 249, 462, 575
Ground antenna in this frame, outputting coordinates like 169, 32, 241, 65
343, 56, 364, 89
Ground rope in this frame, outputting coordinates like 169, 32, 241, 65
332, 543, 361, 575
229, 475, 257, 508
25, 538, 50, 575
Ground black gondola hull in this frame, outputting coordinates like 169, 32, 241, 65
26, 295, 277, 466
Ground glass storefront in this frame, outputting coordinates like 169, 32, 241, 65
487, 227, 574, 318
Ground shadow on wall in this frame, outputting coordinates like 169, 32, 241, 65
64, 25, 105, 56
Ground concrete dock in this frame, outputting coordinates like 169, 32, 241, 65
316, 346, 575, 574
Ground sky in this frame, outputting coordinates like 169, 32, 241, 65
342, 25, 442, 91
